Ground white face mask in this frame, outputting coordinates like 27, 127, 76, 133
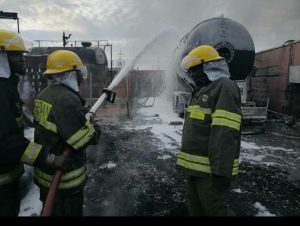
78, 66, 88, 80
0, 52, 11, 78
53, 71, 79, 92
203, 59, 230, 81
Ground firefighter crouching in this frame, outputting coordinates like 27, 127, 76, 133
0, 29, 67, 216
176, 45, 242, 216
33, 50, 101, 216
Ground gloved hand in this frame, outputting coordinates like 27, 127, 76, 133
90, 123, 101, 145
45, 153, 70, 171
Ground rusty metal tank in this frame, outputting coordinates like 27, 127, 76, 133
28, 46, 108, 82
20, 46, 109, 111
174, 16, 255, 81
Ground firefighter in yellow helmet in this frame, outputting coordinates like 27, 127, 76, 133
33, 50, 101, 216
0, 29, 67, 216
176, 45, 241, 216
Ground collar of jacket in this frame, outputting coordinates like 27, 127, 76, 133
56, 83, 86, 106
192, 81, 211, 97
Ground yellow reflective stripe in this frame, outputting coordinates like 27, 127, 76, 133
178, 151, 239, 175
72, 126, 96, 150
232, 167, 239, 175
177, 158, 211, 174
20, 142, 43, 166
233, 158, 239, 175
36, 119, 57, 133
66, 121, 95, 150
187, 105, 212, 120
34, 100, 53, 121
0, 165, 24, 186
16, 115, 24, 128
178, 151, 210, 165
34, 99, 57, 133
187, 105, 212, 115
190, 111, 205, 120
212, 118, 241, 131
66, 121, 92, 145
233, 159, 239, 167
212, 109, 241, 123
178, 158, 239, 176
34, 172, 86, 190
35, 166, 85, 182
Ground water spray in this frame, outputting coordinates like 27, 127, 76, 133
42, 28, 179, 216
86, 28, 179, 120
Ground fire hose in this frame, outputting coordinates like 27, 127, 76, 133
41, 88, 116, 216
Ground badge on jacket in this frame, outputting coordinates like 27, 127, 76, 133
202, 95, 209, 102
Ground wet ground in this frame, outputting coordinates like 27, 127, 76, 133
83, 117, 300, 216
84, 121, 188, 216
231, 122, 300, 216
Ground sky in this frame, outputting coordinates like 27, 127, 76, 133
1, 0, 300, 69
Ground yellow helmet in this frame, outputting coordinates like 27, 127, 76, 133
44, 50, 85, 75
0, 29, 27, 52
180, 45, 223, 70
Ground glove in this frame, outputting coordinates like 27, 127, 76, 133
45, 153, 70, 171
90, 123, 101, 145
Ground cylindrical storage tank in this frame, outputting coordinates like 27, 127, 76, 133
174, 17, 255, 80
23, 46, 109, 102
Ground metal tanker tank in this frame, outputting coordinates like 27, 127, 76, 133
174, 16, 255, 81
20, 46, 108, 113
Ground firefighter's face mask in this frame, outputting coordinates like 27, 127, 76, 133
50, 71, 79, 92
7, 52, 25, 75
187, 64, 210, 87
203, 59, 230, 81
0, 52, 11, 78
49, 66, 87, 92
76, 66, 88, 86
77, 66, 88, 79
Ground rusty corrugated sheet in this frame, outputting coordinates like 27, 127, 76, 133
249, 41, 300, 115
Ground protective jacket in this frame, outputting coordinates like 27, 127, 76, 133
176, 77, 242, 178
33, 84, 96, 191
0, 76, 46, 187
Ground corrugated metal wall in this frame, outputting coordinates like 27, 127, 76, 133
248, 41, 300, 116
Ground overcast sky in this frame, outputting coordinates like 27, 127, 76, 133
1, 0, 300, 69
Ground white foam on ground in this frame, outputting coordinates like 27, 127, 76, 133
99, 162, 117, 170
124, 95, 183, 154
20, 128, 42, 216
253, 202, 276, 216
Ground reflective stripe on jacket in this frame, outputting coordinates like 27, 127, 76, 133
176, 77, 242, 178
34, 96, 95, 151
0, 165, 24, 186
177, 150, 239, 176
34, 166, 86, 190
33, 84, 94, 190
0, 76, 47, 179
20, 142, 43, 166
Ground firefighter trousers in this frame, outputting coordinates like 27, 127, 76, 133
40, 187, 84, 216
186, 175, 236, 216
0, 180, 20, 216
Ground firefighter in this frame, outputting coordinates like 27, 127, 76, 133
176, 45, 242, 216
0, 29, 67, 216
33, 50, 101, 216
